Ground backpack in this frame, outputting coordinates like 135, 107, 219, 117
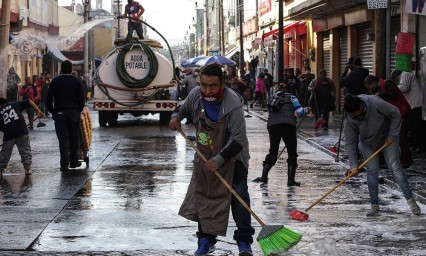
267, 91, 285, 111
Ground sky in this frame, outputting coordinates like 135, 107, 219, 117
58, 0, 196, 45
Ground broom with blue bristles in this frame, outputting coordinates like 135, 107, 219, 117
178, 129, 302, 255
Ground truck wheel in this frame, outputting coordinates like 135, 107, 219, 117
159, 112, 172, 125
108, 112, 119, 126
99, 111, 108, 127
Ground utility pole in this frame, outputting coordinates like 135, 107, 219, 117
205, 0, 209, 56
220, 0, 225, 56
115, 0, 121, 38
1, 0, 11, 96
278, 0, 284, 84
83, 0, 91, 94
385, 0, 391, 78
238, 1, 245, 77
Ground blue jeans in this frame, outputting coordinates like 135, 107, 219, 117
197, 160, 255, 243
360, 139, 413, 205
125, 21, 144, 43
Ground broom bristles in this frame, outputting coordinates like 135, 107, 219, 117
257, 226, 302, 255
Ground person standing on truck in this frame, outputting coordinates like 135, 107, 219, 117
169, 63, 255, 255
46, 60, 86, 172
122, 0, 145, 43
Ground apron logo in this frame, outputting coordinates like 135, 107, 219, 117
197, 132, 212, 146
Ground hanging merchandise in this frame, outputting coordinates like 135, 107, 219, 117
396, 32, 415, 54
395, 54, 412, 72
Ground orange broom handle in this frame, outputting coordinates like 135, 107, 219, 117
178, 129, 266, 227
304, 141, 392, 212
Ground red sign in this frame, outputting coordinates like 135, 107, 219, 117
259, 0, 271, 16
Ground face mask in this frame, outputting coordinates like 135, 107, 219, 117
200, 87, 224, 102
193, 72, 199, 76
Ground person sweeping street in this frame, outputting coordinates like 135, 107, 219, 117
253, 83, 310, 186
343, 94, 421, 216
0, 98, 44, 177
169, 63, 255, 255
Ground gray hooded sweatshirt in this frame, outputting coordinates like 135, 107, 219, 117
172, 86, 250, 169
344, 95, 401, 168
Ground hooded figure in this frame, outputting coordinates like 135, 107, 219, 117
6, 67, 21, 102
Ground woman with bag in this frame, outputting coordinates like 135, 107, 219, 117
308, 69, 335, 131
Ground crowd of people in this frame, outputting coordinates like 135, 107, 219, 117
1, 60, 87, 177
173, 57, 424, 255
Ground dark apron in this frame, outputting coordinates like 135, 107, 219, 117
179, 106, 235, 236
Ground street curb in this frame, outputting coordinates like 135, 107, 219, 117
246, 109, 426, 205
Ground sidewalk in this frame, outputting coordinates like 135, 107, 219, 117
247, 105, 426, 204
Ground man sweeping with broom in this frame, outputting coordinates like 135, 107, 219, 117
169, 64, 302, 256
169, 63, 255, 255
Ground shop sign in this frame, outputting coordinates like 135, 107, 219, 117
367, 0, 388, 9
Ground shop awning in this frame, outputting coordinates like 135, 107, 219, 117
225, 47, 239, 59
262, 21, 303, 39
46, 42, 84, 65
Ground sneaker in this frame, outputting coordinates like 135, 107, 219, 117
69, 162, 82, 168
407, 197, 421, 215
194, 238, 216, 256
366, 204, 380, 217
237, 241, 253, 256
252, 177, 268, 183
25, 169, 32, 175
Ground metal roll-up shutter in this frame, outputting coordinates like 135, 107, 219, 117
357, 23, 373, 73
391, 16, 401, 72
339, 27, 348, 112
322, 31, 331, 75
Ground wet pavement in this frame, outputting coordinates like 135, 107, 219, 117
0, 104, 425, 255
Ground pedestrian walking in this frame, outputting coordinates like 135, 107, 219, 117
46, 60, 86, 172
253, 83, 310, 186
122, 0, 145, 43
263, 68, 274, 100
283, 68, 301, 98
0, 98, 43, 177
19, 77, 40, 129
6, 67, 21, 102
250, 73, 266, 108
340, 56, 369, 96
391, 70, 426, 154
308, 69, 336, 131
343, 94, 421, 216
40, 74, 51, 116
249, 56, 259, 81
180, 68, 201, 124
299, 66, 315, 107
169, 63, 255, 256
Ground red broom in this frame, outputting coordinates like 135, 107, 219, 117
290, 141, 392, 221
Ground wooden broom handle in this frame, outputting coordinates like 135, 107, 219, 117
305, 141, 392, 212
178, 129, 266, 227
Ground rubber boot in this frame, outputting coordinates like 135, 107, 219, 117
287, 164, 301, 186
407, 197, 421, 215
366, 204, 380, 217
253, 164, 272, 183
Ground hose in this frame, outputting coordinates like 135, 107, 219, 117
116, 43, 158, 88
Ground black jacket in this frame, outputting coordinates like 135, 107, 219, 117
46, 74, 85, 113
340, 67, 369, 95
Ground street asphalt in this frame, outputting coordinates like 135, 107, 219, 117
247, 104, 426, 205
